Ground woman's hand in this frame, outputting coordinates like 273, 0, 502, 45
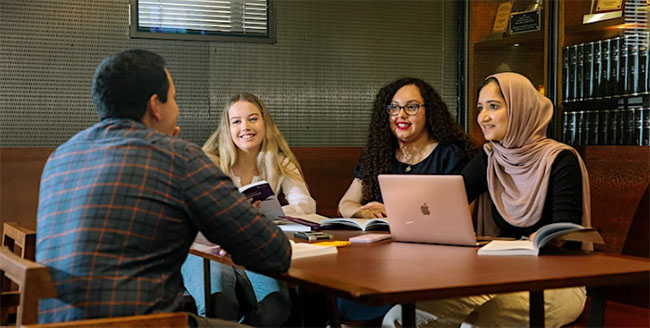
248, 198, 262, 208
354, 201, 387, 218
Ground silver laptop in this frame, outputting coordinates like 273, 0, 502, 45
378, 174, 484, 246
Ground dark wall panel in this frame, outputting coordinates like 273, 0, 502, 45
0, 0, 458, 147
0, 0, 210, 146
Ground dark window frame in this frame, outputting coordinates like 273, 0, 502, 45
129, 0, 276, 43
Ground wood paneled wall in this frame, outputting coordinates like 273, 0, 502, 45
0, 148, 53, 236
1, 146, 647, 259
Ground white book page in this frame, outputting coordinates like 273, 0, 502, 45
477, 240, 538, 256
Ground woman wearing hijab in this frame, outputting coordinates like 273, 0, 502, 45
382, 72, 591, 327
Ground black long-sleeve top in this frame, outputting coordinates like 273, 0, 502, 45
461, 148, 583, 238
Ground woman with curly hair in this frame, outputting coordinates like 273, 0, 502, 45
336, 78, 474, 323
339, 77, 474, 219
182, 93, 315, 326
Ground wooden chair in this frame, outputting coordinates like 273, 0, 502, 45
2, 221, 36, 260
22, 312, 189, 328
0, 246, 56, 326
2, 222, 37, 325
1, 247, 188, 327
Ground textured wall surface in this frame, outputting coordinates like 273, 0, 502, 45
0, 0, 459, 147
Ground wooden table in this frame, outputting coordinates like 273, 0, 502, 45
190, 231, 650, 327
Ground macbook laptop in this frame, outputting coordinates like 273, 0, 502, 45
378, 174, 487, 246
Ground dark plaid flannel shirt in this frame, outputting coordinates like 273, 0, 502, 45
36, 118, 290, 323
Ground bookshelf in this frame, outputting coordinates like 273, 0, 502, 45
468, 0, 649, 147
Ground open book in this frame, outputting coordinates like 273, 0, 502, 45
290, 240, 338, 260
239, 180, 284, 219
319, 218, 389, 231
478, 222, 605, 256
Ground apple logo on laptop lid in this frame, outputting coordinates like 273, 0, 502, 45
420, 203, 430, 215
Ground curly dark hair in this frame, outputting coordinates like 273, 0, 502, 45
359, 77, 476, 203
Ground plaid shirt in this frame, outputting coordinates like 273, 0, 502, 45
36, 119, 291, 323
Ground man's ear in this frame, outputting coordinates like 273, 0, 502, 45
146, 94, 162, 122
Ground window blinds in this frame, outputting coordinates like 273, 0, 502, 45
137, 0, 268, 36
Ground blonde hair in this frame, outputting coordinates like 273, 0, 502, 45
202, 93, 304, 194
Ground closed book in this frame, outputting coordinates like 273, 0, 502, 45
621, 107, 635, 145
275, 213, 327, 232
641, 108, 650, 146
569, 45, 578, 101
616, 105, 625, 145
611, 37, 621, 96
628, 39, 640, 95
587, 110, 599, 145
575, 111, 584, 146
562, 46, 570, 102
633, 107, 643, 146
577, 43, 585, 101
290, 240, 338, 260
593, 40, 602, 99
619, 36, 630, 96
568, 111, 578, 146
608, 109, 619, 145
598, 110, 609, 145
600, 39, 611, 97
640, 43, 649, 94
562, 111, 570, 143
583, 110, 592, 145
584, 42, 595, 100
191, 233, 223, 255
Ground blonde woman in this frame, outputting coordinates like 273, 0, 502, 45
182, 93, 315, 326
202, 93, 315, 215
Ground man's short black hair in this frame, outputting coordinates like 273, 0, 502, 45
92, 49, 169, 121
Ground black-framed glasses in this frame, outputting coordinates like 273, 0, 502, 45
386, 103, 425, 116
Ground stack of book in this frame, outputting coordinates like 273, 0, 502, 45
562, 32, 649, 102
562, 107, 650, 146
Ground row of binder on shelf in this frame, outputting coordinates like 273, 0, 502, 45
562, 33, 649, 102
562, 107, 650, 146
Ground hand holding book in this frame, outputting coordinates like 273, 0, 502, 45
239, 180, 284, 219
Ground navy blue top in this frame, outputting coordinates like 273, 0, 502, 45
354, 143, 470, 203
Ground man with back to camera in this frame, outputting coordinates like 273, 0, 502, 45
35, 49, 291, 326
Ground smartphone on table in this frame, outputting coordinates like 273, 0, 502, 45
294, 231, 333, 241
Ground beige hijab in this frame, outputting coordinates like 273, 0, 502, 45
483, 72, 591, 229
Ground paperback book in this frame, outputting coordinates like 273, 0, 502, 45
238, 180, 284, 220
290, 240, 338, 260
477, 222, 604, 256
274, 213, 327, 232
